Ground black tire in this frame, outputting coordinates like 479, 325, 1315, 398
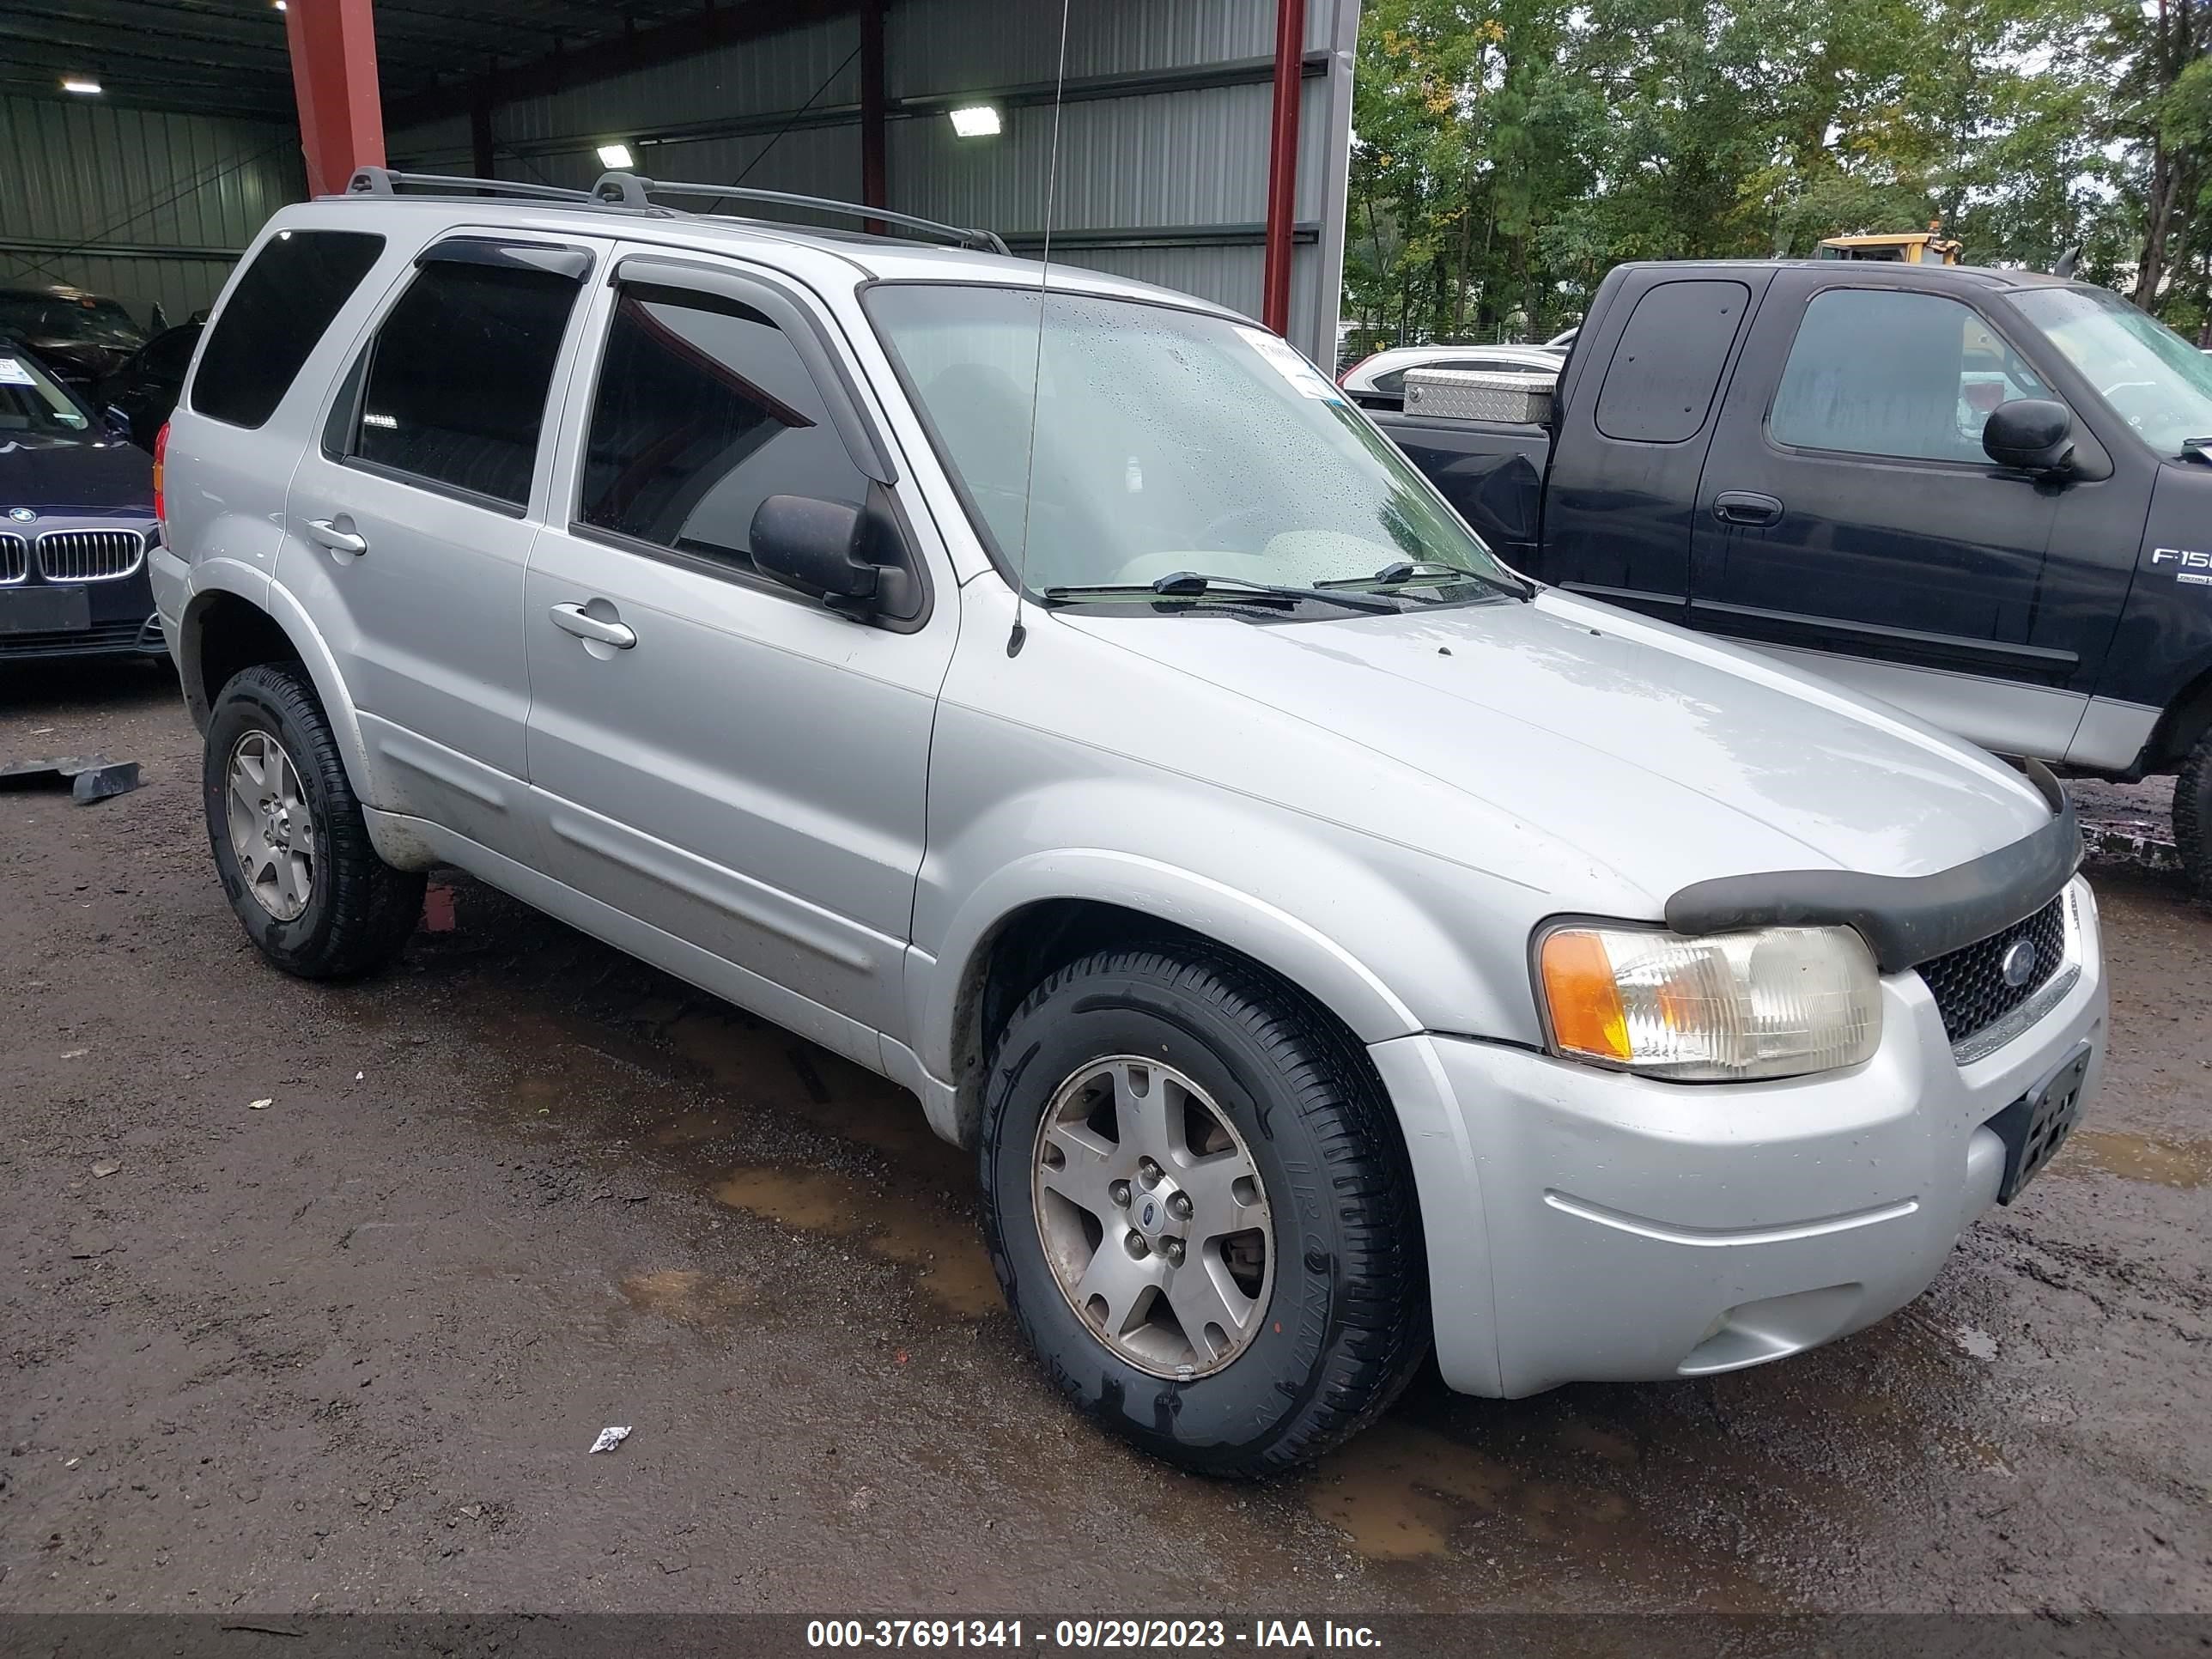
202, 663, 423, 979
978, 945, 1428, 1476
2179, 732, 2212, 899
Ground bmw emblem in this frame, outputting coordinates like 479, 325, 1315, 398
2001, 939, 2039, 988
6, 507, 33, 523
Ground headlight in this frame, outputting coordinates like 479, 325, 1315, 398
1535, 922, 1881, 1081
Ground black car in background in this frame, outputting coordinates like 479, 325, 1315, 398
0, 283, 149, 387
0, 343, 165, 665
95, 322, 201, 453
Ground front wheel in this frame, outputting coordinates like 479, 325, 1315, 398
978, 946, 1427, 1476
203, 663, 424, 979
2179, 731, 2212, 899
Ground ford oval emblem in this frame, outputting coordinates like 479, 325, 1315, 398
2001, 939, 2038, 988
7, 507, 34, 523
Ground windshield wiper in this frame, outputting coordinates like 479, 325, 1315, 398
2182, 437, 2212, 464
1042, 570, 1401, 614
1318, 559, 1531, 599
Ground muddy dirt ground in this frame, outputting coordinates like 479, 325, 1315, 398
3, 663, 2208, 1617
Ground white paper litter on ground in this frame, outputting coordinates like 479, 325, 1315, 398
588, 1426, 631, 1455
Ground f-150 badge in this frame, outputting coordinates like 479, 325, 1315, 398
2150, 547, 2212, 586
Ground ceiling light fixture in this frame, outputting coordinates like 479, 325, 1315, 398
596, 143, 635, 169
947, 106, 1001, 138
62, 77, 103, 94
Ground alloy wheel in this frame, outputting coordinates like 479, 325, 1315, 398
1030, 1056, 1274, 1379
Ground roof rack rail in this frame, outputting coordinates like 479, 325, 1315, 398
592, 173, 1010, 256
343, 167, 606, 205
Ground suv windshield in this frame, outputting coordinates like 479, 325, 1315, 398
2010, 284, 2212, 459
0, 349, 94, 439
866, 283, 1522, 605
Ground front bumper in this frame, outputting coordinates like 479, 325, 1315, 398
1371, 878, 2106, 1398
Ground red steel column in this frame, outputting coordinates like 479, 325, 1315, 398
1261, 0, 1305, 336
860, 0, 887, 235
285, 0, 386, 198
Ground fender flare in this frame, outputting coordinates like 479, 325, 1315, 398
918, 846, 1428, 1097
179, 562, 381, 816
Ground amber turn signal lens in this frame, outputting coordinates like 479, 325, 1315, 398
1539, 929, 1631, 1061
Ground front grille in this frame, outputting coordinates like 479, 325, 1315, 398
37, 528, 144, 582
1917, 895, 2069, 1046
0, 532, 24, 584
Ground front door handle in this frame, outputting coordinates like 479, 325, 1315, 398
304, 518, 368, 556
549, 602, 636, 650
1712, 491, 1784, 527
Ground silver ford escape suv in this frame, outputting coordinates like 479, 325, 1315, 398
152, 170, 2106, 1477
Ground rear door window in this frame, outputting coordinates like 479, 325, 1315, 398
1595, 279, 1750, 442
341, 252, 585, 511
191, 229, 385, 428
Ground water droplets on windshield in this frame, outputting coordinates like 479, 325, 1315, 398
866, 283, 1518, 605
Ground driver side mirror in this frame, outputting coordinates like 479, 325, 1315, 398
750, 490, 920, 622
1983, 398, 2075, 477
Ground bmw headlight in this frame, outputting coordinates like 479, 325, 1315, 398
1535, 922, 1881, 1081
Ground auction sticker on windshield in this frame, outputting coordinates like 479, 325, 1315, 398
0, 357, 34, 386
1235, 325, 1342, 402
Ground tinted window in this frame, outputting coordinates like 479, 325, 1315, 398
1771, 288, 2051, 463
350, 258, 580, 508
191, 229, 383, 428
142, 325, 200, 378
580, 283, 865, 564
1595, 279, 1748, 442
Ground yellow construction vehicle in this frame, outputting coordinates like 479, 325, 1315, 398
1814, 228, 1962, 264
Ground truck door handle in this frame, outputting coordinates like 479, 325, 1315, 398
549, 602, 636, 650
304, 518, 368, 556
1713, 491, 1784, 527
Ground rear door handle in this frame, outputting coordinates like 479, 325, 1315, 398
1712, 491, 1784, 527
549, 602, 637, 650
304, 518, 368, 556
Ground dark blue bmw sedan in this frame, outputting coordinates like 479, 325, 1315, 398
0, 344, 164, 664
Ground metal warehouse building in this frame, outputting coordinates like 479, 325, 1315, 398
0, 0, 1358, 366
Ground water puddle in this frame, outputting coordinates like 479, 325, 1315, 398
2061, 1130, 2209, 1189
1303, 1419, 1635, 1562
714, 1164, 1002, 1317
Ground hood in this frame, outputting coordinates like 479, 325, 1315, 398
0, 434, 155, 514
1058, 588, 2053, 912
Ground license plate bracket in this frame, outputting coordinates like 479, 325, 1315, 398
0, 586, 91, 635
1990, 1040, 2093, 1204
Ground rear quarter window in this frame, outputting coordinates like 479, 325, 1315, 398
1594, 279, 1751, 443
191, 228, 385, 429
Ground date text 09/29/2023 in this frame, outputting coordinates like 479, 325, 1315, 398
805, 1619, 1384, 1650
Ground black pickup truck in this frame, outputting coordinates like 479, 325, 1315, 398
1377, 258, 2212, 892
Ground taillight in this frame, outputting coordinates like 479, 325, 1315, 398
152, 421, 168, 533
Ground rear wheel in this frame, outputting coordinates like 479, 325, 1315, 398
979, 945, 1427, 1476
2179, 731, 2212, 898
203, 663, 422, 978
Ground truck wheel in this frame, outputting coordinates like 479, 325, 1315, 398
202, 663, 424, 979
979, 946, 1427, 1476
2179, 732, 2212, 899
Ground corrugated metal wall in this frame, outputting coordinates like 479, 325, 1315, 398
0, 94, 305, 328
387, 0, 1356, 361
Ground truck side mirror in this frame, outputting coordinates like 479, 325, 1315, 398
1983, 399, 2075, 476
